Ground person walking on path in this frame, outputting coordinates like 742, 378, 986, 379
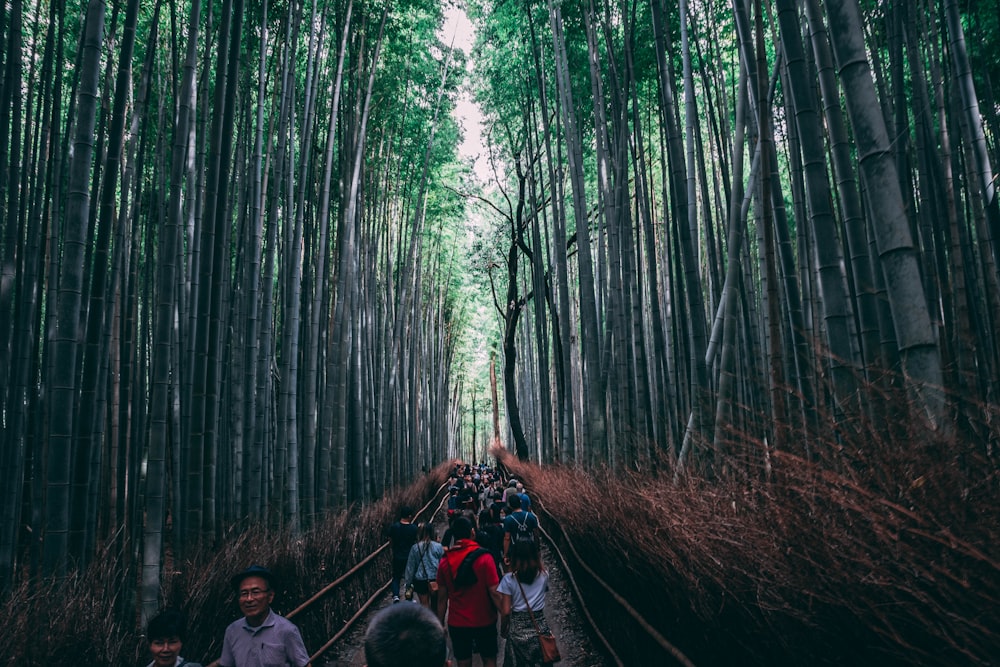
502, 479, 519, 505
436, 516, 502, 667
502, 494, 539, 565
404, 521, 445, 609
497, 540, 555, 666
218, 565, 311, 667
388, 506, 419, 603
516, 483, 532, 513
363, 603, 449, 667
477, 504, 505, 575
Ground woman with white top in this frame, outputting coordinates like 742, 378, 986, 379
497, 540, 555, 666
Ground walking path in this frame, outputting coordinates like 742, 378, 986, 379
319, 539, 608, 666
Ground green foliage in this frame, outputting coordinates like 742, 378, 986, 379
962, 0, 1000, 108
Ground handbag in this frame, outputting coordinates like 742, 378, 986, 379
514, 573, 561, 663
538, 632, 560, 663
419, 541, 440, 593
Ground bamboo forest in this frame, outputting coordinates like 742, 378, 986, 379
0, 0, 998, 663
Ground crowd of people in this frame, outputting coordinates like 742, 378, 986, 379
393, 463, 554, 667
143, 463, 556, 667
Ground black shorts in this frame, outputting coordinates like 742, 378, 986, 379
412, 579, 432, 595
449, 624, 498, 661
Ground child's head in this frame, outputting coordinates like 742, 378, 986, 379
146, 608, 187, 667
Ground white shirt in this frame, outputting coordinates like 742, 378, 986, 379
498, 571, 549, 612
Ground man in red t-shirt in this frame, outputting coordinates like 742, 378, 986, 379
436, 516, 501, 667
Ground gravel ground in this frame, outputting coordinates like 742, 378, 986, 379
317, 532, 613, 666
536, 540, 614, 667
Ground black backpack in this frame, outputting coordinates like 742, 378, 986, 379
511, 512, 536, 544
454, 547, 491, 587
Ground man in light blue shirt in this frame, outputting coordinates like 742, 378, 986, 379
218, 565, 311, 667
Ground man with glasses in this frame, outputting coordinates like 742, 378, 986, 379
218, 565, 312, 667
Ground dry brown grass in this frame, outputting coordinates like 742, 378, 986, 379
6, 406, 997, 667
0, 461, 451, 666
499, 403, 999, 666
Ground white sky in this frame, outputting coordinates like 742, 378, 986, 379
440, 3, 491, 183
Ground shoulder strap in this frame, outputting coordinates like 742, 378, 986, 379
513, 573, 542, 632
462, 547, 489, 566
454, 546, 488, 586
418, 541, 430, 578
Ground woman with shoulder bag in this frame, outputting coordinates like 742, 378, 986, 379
403, 522, 445, 609
497, 540, 560, 665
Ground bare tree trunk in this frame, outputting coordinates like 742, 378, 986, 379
45, 0, 106, 577
803, 0, 882, 374
142, 0, 200, 623
712, 64, 753, 457
675, 0, 714, 471
825, 0, 946, 429
548, 0, 605, 460
0, 0, 23, 412
523, 110, 554, 462
71, 0, 142, 565
525, 2, 576, 462
754, 0, 786, 460
501, 159, 530, 460
0, 0, 31, 590
335, 3, 388, 504
491, 352, 502, 453
943, 0, 1000, 273
776, 0, 860, 416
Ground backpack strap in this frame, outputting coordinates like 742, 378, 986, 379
454, 547, 490, 587
461, 547, 489, 571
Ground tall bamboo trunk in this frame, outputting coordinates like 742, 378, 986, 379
44, 0, 106, 578
943, 0, 1000, 273
548, 0, 606, 460
142, 0, 201, 622
824, 0, 946, 430
674, 0, 714, 471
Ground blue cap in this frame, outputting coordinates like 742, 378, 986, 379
230, 564, 275, 590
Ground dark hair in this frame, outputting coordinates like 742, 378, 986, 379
451, 516, 474, 540
399, 505, 414, 519
364, 604, 446, 667
509, 540, 543, 584
230, 564, 277, 590
507, 493, 522, 510
147, 608, 187, 642
417, 521, 437, 542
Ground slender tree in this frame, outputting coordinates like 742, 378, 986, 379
824, 0, 945, 428
44, 0, 106, 577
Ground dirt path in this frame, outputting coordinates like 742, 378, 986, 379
318, 534, 611, 666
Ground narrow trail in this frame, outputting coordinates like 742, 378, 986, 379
313, 484, 612, 666
253, 463, 690, 666
318, 543, 607, 666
